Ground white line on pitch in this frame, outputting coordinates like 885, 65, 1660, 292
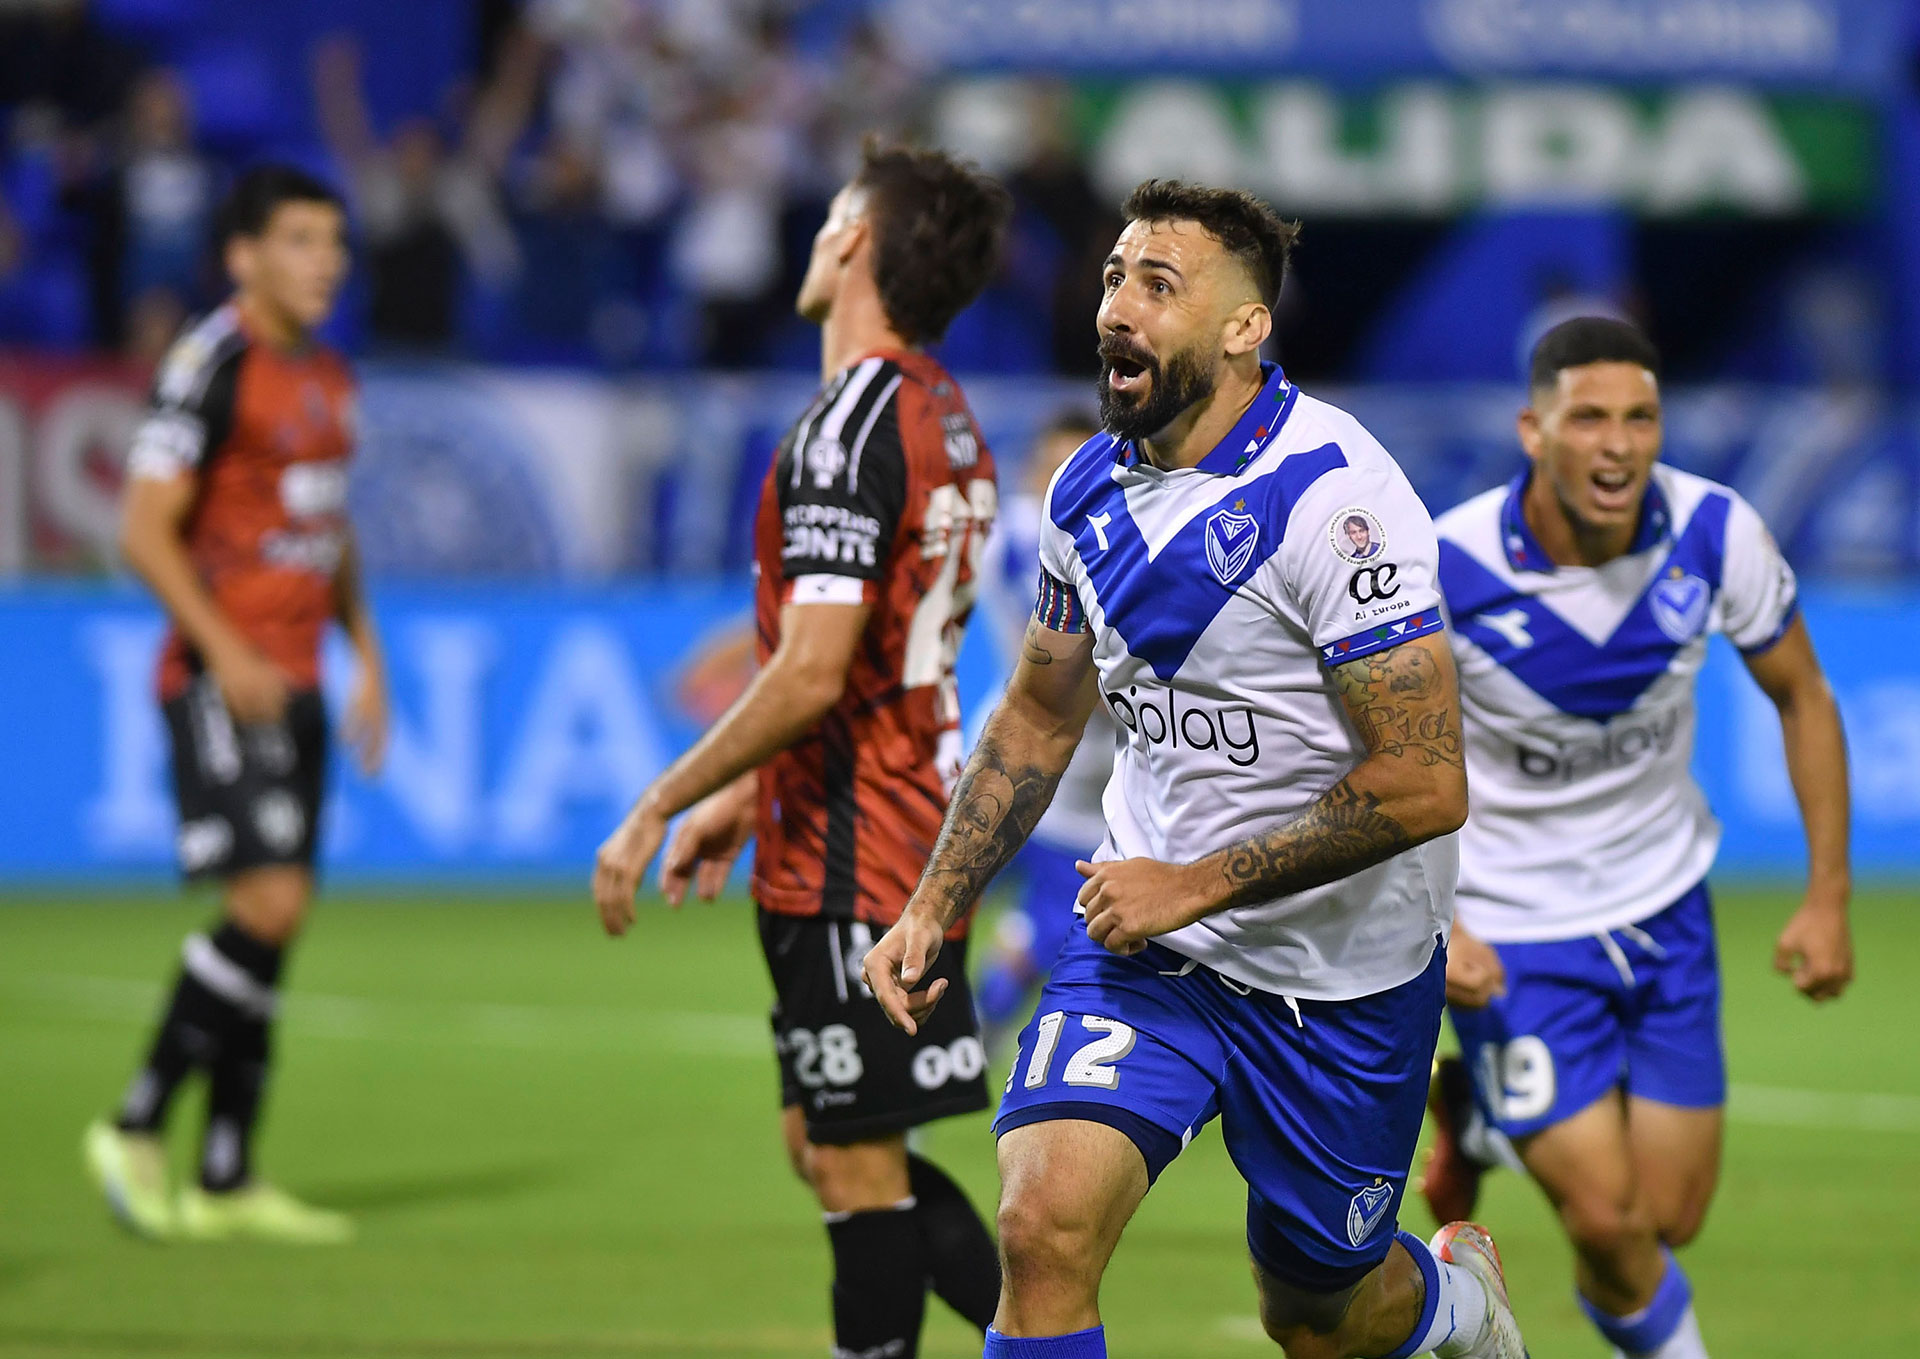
1727, 1083, 1920, 1133
7, 972, 768, 1056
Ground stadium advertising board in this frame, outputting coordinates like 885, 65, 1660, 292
3, 361, 1916, 579
935, 80, 1876, 215
0, 582, 1911, 879
886, 0, 1906, 91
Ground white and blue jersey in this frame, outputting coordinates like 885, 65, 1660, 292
1037, 362, 1455, 1002
995, 366, 1457, 1294
1437, 465, 1799, 942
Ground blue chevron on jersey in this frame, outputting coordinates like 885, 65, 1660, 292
1441, 491, 1732, 721
1049, 441, 1348, 680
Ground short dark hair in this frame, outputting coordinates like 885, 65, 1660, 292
1119, 179, 1300, 308
217, 164, 345, 247
1344, 515, 1370, 534
1528, 317, 1661, 393
853, 139, 1012, 344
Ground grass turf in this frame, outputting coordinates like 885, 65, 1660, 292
2, 886, 1917, 1357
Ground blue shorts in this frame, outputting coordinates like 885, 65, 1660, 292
993, 920, 1446, 1294
1451, 881, 1725, 1141
1011, 838, 1085, 970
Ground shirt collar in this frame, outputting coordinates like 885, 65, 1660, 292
1113, 362, 1298, 475
1500, 467, 1672, 573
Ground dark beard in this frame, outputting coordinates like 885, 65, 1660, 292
1097, 338, 1216, 445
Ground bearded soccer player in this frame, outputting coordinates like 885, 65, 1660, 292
84, 166, 386, 1244
867, 179, 1529, 1359
1421, 317, 1852, 1359
592, 142, 1011, 1359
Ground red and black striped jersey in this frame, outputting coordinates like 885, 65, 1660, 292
125, 303, 357, 700
750, 349, 997, 937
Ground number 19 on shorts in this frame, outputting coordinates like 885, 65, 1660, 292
1011, 1012, 1138, 1093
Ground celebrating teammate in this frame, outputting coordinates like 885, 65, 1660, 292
1422, 317, 1852, 1359
84, 166, 386, 1244
592, 142, 1011, 1359
866, 180, 1528, 1359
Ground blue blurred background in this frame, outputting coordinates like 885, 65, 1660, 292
3, 0, 1917, 879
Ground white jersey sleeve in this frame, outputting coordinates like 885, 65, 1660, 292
1714, 493, 1799, 654
1281, 458, 1447, 667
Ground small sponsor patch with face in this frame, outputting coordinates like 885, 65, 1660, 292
1329, 507, 1386, 564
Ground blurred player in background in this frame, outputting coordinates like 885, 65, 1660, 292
84, 166, 387, 1244
593, 141, 1012, 1359
867, 180, 1528, 1359
1424, 317, 1853, 1359
972, 408, 1118, 1045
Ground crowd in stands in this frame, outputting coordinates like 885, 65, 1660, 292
0, 0, 1111, 374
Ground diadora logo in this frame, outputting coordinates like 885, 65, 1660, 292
1514, 708, 1681, 782
1477, 608, 1535, 650
1205, 502, 1259, 585
1106, 685, 1260, 767
1346, 1179, 1394, 1247
1650, 570, 1711, 644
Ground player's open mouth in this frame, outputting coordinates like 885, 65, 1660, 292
1589, 466, 1637, 512
1107, 357, 1149, 393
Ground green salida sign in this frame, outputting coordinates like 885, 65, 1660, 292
960, 81, 1875, 216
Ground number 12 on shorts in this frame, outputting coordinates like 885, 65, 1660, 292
1015, 1011, 1137, 1092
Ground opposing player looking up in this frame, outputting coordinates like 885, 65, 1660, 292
593, 141, 1012, 1359
1422, 317, 1852, 1359
866, 179, 1529, 1359
85, 166, 385, 1244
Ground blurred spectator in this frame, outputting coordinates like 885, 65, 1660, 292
0, 0, 142, 141
79, 67, 218, 353
314, 33, 525, 353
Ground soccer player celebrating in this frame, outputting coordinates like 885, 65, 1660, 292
592, 142, 1011, 1359
1421, 317, 1852, 1359
866, 180, 1528, 1359
84, 166, 386, 1243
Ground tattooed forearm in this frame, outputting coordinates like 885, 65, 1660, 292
1207, 780, 1413, 911
917, 729, 1066, 928
1185, 635, 1467, 916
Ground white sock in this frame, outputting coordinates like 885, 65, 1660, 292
1624, 1306, 1707, 1359
1390, 1231, 1491, 1359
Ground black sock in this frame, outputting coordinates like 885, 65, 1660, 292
907, 1154, 1001, 1331
197, 923, 283, 1192
115, 928, 255, 1134
826, 1203, 927, 1359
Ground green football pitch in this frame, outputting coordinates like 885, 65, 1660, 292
4, 887, 1917, 1358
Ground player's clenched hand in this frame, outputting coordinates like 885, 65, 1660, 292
1774, 898, 1853, 1002
210, 641, 290, 726
1445, 927, 1505, 1009
1078, 857, 1211, 956
862, 908, 948, 1036
659, 781, 756, 907
592, 800, 669, 937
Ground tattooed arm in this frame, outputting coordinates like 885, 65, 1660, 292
1078, 633, 1467, 956
863, 616, 1100, 1032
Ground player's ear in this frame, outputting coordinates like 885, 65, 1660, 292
224, 236, 254, 289
1516, 403, 1545, 461
1222, 302, 1270, 358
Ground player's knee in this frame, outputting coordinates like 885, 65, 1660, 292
1659, 1192, 1712, 1248
225, 870, 310, 946
1254, 1282, 1351, 1353
1560, 1188, 1654, 1264
995, 1189, 1102, 1294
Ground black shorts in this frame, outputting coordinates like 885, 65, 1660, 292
162, 679, 328, 880
758, 907, 989, 1145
